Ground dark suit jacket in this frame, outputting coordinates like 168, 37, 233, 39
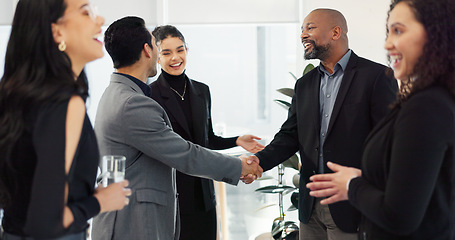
349, 86, 455, 239
150, 74, 237, 214
256, 52, 398, 233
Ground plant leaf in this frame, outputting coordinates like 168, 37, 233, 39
288, 72, 298, 81
282, 154, 299, 170
303, 63, 315, 75
276, 88, 294, 98
273, 99, 291, 110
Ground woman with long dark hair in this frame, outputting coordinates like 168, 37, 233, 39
0, 0, 131, 239
307, 0, 455, 239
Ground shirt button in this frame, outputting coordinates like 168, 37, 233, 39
326, 94, 331, 98
325, 114, 329, 118
322, 133, 325, 137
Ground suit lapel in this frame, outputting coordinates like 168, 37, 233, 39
156, 75, 192, 137
309, 71, 322, 137
326, 53, 359, 137
188, 80, 206, 145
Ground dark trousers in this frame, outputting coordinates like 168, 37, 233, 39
179, 208, 217, 240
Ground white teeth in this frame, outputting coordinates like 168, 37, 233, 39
389, 55, 401, 63
304, 43, 311, 48
171, 63, 181, 67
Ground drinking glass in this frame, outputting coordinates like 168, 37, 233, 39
100, 155, 126, 187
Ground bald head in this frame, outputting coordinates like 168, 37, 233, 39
301, 8, 349, 65
310, 8, 348, 36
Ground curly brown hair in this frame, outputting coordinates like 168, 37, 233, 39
387, 0, 455, 102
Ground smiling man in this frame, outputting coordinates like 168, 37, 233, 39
246, 8, 398, 240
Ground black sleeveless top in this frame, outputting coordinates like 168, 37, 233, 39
2, 98, 100, 238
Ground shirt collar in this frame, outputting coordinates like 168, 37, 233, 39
318, 49, 352, 76
114, 72, 151, 97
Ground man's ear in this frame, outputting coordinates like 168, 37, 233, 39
51, 22, 64, 44
144, 43, 152, 58
332, 26, 342, 40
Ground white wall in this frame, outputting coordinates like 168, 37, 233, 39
0, 0, 391, 67
167, 0, 299, 24
91, 0, 159, 26
0, 0, 16, 25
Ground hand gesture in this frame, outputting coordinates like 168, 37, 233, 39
239, 154, 263, 184
236, 135, 265, 153
306, 162, 361, 205
94, 180, 132, 213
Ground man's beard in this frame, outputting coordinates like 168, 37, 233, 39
304, 40, 330, 60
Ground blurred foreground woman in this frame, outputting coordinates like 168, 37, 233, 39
0, 0, 131, 239
307, 0, 455, 239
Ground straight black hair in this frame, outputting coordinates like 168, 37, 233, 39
0, 0, 89, 207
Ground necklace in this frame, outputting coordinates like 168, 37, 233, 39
169, 80, 187, 100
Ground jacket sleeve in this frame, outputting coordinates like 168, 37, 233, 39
122, 95, 242, 185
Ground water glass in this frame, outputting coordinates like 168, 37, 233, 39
101, 155, 126, 187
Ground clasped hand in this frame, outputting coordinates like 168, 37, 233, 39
239, 154, 263, 184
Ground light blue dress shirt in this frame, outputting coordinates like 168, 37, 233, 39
318, 49, 352, 173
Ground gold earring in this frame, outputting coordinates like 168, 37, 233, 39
58, 41, 66, 51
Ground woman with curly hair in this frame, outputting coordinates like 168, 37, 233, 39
307, 0, 455, 239
0, 0, 131, 239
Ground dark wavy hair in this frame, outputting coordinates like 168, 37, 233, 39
104, 16, 152, 69
0, 0, 89, 207
387, 0, 455, 102
152, 25, 187, 47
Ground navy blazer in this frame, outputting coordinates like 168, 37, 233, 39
256, 52, 398, 233
150, 74, 237, 214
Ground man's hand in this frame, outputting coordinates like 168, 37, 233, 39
239, 155, 262, 184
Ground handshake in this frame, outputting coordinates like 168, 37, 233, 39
239, 155, 263, 184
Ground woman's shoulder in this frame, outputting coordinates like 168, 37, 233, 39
401, 85, 455, 123
408, 85, 455, 107
188, 78, 209, 91
34, 96, 85, 127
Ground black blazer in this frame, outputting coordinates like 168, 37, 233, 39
349, 86, 455, 239
256, 52, 398, 233
150, 74, 237, 214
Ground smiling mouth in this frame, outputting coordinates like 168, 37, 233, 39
389, 55, 402, 68
170, 63, 182, 67
303, 42, 313, 51
93, 33, 102, 42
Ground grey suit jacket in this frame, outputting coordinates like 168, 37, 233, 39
91, 74, 242, 240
